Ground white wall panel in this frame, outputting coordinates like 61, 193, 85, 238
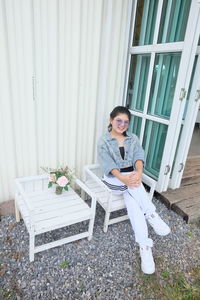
0, 0, 37, 203
95, 0, 132, 147
0, 0, 16, 200
0, 0, 130, 203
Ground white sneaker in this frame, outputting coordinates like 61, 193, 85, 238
140, 246, 155, 274
147, 212, 171, 236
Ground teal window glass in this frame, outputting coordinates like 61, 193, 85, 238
133, 0, 158, 46
158, 0, 191, 43
128, 115, 142, 138
126, 54, 150, 112
142, 120, 168, 179
198, 35, 200, 45
147, 52, 181, 119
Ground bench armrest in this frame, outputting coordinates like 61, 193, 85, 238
15, 179, 33, 212
75, 178, 97, 199
75, 178, 97, 212
83, 165, 111, 193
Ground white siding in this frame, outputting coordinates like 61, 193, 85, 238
0, 0, 131, 203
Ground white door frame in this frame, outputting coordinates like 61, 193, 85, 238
158, 2, 200, 191
123, 0, 200, 192
169, 46, 200, 189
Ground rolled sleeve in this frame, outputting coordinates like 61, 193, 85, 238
97, 142, 119, 176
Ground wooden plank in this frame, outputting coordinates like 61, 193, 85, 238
184, 155, 200, 165
183, 156, 200, 178
16, 174, 48, 182
183, 168, 200, 179
181, 176, 200, 186
161, 183, 200, 206
86, 181, 107, 193
33, 202, 90, 222
173, 196, 200, 209
27, 189, 76, 204
108, 215, 129, 225
172, 197, 200, 223
110, 203, 126, 211
86, 184, 126, 211
34, 232, 90, 253
32, 197, 83, 211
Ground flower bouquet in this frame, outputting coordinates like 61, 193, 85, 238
41, 166, 74, 195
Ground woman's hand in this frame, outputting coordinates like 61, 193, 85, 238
128, 171, 142, 188
111, 168, 142, 188
119, 171, 142, 188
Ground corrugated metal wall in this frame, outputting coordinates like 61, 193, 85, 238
0, 0, 131, 203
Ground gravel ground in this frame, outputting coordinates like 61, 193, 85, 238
0, 198, 200, 300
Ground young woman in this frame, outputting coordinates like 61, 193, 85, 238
97, 106, 170, 274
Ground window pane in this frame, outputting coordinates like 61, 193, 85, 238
142, 120, 168, 179
147, 52, 181, 119
126, 54, 150, 112
158, 0, 191, 43
128, 115, 142, 138
133, 0, 158, 46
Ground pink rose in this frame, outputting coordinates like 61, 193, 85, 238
57, 176, 69, 187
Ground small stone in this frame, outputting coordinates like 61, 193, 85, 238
21, 281, 27, 288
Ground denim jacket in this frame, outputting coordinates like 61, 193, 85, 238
97, 131, 145, 177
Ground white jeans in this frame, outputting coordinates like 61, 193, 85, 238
103, 174, 156, 247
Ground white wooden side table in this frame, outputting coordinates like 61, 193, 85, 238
15, 174, 96, 262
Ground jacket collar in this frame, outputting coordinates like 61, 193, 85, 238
104, 131, 132, 141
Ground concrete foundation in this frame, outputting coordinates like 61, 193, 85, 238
0, 200, 15, 217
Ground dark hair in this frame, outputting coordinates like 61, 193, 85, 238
108, 106, 131, 134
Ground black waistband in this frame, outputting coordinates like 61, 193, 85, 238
120, 166, 134, 172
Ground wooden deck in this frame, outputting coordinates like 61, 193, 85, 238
158, 156, 200, 223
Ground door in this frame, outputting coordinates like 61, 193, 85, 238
169, 41, 200, 189
124, 0, 200, 192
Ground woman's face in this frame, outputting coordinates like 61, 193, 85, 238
110, 113, 129, 134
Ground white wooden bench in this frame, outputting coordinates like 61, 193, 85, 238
83, 164, 156, 233
15, 174, 96, 262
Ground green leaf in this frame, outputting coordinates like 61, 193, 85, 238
64, 185, 68, 191
161, 269, 170, 279
48, 182, 53, 188
187, 232, 193, 238
60, 261, 69, 268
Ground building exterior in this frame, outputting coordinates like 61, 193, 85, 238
0, 0, 200, 206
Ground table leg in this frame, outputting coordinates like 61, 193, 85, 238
29, 232, 35, 262
14, 197, 21, 222
88, 216, 95, 240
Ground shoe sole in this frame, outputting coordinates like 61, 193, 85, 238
142, 267, 155, 274
154, 228, 171, 236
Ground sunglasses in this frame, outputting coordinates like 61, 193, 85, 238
115, 119, 129, 127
